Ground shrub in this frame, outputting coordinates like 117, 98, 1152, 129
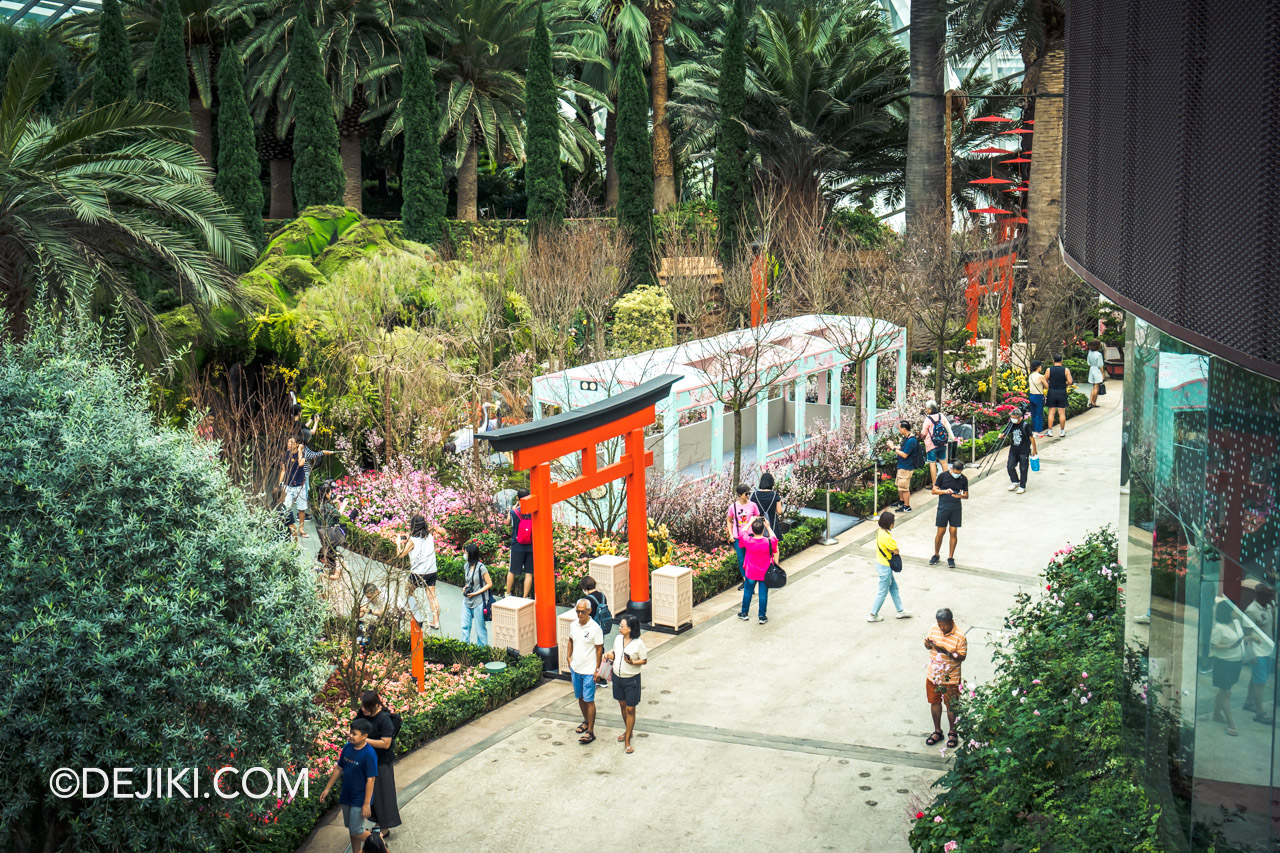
290, 7, 344, 208
400, 33, 446, 245
0, 314, 326, 850
143, 0, 189, 121
611, 284, 675, 354
908, 528, 1161, 852
92, 0, 133, 106
216, 44, 264, 247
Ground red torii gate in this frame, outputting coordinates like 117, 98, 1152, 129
964, 252, 1017, 351
477, 375, 681, 671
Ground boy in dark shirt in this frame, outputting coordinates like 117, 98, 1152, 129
930, 460, 969, 568
320, 717, 379, 852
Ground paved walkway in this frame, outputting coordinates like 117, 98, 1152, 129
300, 388, 1123, 853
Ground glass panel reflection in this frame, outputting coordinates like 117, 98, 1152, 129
1126, 316, 1280, 851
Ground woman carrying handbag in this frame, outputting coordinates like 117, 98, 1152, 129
870, 511, 910, 622
737, 517, 778, 624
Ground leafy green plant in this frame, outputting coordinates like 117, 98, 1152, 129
908, 528, 1161, 852
0, 310, 326, 851
400, 32, 446, 245
91, 0, 133, 106
289, 6, 344, 209
216, 43, 264, 247
615, 35, 654, 288
611, 284, 675, 354
522, 6, 563, 233
143, 0, 189, 122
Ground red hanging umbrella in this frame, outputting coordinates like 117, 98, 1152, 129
999, 128, 1035, 135
973, 115, 1014, 123
972, 146, 1012, 155
1025, 119, 1035, 124
1001, 156, 1033, 164
970, 176, 1013, 185
969, 207, 1013, 215
1009, 216, 1029, 223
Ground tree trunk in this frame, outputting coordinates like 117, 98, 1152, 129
341, 133, 363, 212
935, 336, 946, 403
852, 360, 863, 446
650, 20, 677, 211
604, 104, 619, 210
732, 404, 743, 485
190, 97, 214, 166
905, 0, 947, 232
268, 158, 295, 219
1026, 37, 1065, 276
457, 137, 479, 221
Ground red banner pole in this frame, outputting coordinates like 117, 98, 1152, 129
624, 427, 652, 622
529, 462, 558, 670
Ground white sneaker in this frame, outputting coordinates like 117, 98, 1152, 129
1016, 487, 1026, 494
867, 614, 884, 623
895, 610, 912, 619
1008, 483, 1018, 491
1057, 430, 1065, 437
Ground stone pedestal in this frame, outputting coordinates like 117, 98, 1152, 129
491, 596, 536, 656
589, 554, 629, 617
557, 608, 577, 675
651, 565, 693, 631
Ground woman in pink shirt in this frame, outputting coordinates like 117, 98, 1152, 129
737, 517, 778, 625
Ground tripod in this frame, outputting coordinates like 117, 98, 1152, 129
974, 421, 1014, 481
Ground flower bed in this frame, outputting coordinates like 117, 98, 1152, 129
237, 639, 542, 853
329, 457, 465, 538
907, 528, 1160, 852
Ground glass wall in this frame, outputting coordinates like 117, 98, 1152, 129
1125, 316, 1280, 851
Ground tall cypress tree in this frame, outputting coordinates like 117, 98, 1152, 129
616, 36, 654, 289
290, 5, 344, 209
216, 45, 264, 248
92, 0, 133, 107
144, 0, 189, 123
715, 0, 749, 265
523, 5, 563, 235
400, 33, 447, 245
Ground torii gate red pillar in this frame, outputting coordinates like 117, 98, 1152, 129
479, 375, 680, 671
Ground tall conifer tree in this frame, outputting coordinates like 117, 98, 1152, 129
715, 0, 749, 265
216, 45, 264, 248
290, 5, 344, 209
616, 36, 654, 288
144, 0, 189, 124
400, 34, 447, 245
92, 0, 133, 107
523, 6, 563, 235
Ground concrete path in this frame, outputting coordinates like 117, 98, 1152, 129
300, 387, 1123, 853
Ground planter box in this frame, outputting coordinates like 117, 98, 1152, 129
651, 565, 693, 631
589, 554, 629, 616
492, 596, 536, 655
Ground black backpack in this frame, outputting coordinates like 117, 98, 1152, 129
588, 590, 613, 634
912, 437, 927, 469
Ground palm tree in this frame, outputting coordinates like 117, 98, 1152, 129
739, 2, 909, 223
906, 0, 946, 231
57, 0, 246, 167
950, 0, 1066, 273
0, 48, 255, 340
418, 0, 603, 220
648, 0, 677, 210
233, 0, 411, 212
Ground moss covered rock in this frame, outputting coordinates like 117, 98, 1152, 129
138, 304, 205, 368
259, 206, 362, 261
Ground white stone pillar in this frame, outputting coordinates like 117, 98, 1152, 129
755, 389, 769, 469
864, 354, 879, 435
710, 401, 725, 473
794, 376, 807, 449
829, 366, 842, 430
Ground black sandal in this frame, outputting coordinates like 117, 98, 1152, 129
575, 721, 589, 733
946, 732, 959, 749
578, 732, 596, 745
925, 730, 944, 746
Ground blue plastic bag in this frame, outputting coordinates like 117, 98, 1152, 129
1030, 455, 1041, 472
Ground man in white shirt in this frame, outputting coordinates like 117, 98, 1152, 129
566, 598, 604, 744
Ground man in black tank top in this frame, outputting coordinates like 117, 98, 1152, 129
1044, 355, 1073, 437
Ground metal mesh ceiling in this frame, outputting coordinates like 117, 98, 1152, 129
1062, 0, 1280, 381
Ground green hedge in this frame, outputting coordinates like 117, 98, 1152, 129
246, 639, 541, 853
907, 528, 1161, 852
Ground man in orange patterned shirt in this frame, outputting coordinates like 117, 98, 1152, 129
924, 608, 967, 749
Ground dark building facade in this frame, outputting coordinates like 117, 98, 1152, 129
1064, 0, 1280, 849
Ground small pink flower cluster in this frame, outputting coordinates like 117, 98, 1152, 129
329, 457, 464, 537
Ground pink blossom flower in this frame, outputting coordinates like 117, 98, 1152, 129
945, 842, 959, 852
934, 816, 943, 823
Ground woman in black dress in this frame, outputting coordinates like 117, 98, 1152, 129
355, 690, 401, 838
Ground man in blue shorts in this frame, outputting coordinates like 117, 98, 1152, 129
567, 597, 604, 745
930, 460, 969, 569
